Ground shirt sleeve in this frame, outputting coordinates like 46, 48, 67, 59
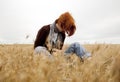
34, 25, 50, 49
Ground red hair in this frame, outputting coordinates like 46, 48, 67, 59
56, 12, 76, 36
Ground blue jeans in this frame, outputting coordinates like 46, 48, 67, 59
64, 42, 88, 60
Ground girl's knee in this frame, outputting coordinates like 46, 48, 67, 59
73, 42, 80, 48
34, 46, 47, 54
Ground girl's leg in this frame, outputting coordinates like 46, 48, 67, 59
34, 46, 52, 57
65, 42, 90, 61
65, 42, 85, 56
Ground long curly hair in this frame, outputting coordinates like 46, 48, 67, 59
56, 12, 76, 36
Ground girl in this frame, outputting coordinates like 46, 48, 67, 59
34, 12, 91, 61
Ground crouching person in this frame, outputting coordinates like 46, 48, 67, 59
34, 12, 76, 58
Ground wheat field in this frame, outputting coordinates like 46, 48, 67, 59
0, 44, 120, 82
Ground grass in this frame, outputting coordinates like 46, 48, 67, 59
0, 44, 120, 82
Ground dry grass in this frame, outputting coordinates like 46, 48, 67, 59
0, 44, 120, 82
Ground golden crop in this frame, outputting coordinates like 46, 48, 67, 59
0, 44, 120, 82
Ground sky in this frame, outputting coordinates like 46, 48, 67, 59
0, 0, 120, 44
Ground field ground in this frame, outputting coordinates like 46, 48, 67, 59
0, 44, 120, 82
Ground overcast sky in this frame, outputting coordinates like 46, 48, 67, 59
0, 0, 120, 44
